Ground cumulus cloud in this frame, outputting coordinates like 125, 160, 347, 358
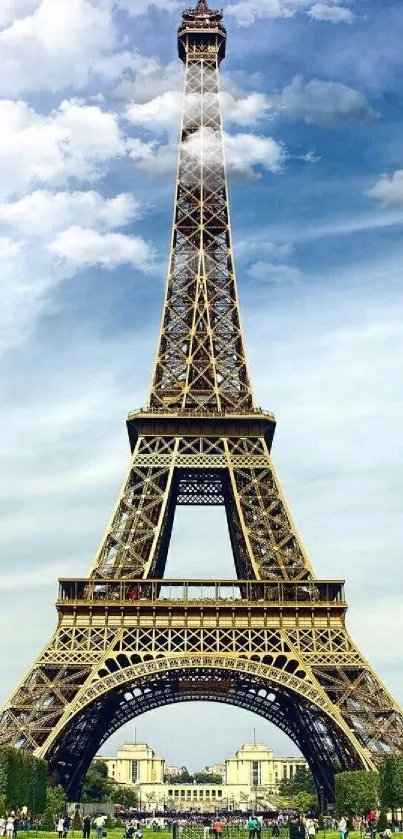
0, 189, 150, 351
226, 0, 354, 26
114, 0, 180, 16
0, 99, 126, 199
125, 89, 273, 136
0, 190, 139, 235
365, 170, 403, 207
128, 128, 284, 181
0, 0, 39, 26
275, 75, 374, 127
247, 260, 302, 283
309, 2, 354, 21
126, 90, 182, 133
225, 132, 284, 179
49, 226, 153, 269
0, 0, 142, 96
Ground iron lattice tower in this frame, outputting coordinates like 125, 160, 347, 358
0, 0, 402, 804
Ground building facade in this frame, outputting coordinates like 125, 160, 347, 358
98, 742, 307, 812
99, 743, 165, 786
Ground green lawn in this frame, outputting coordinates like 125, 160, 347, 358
14, 830, 375, 839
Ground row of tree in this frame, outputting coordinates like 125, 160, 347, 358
81, 761, 139, 808
278, 767, 318, 812
164, 769, 223, 785
0, 747, 47, 814
335, 757, 403, 817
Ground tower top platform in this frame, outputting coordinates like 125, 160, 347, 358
178, 0, 226, 63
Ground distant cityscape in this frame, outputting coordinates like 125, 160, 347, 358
96, 742, 307, 812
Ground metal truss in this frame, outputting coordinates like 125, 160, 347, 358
0, 0, 402, 807
149, 1, 252, 413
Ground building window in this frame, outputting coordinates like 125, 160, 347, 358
206, 791, 210, 797
212, 791, 216, 798
251, 762, 261, 786
131, 761, 138, 783
283, 766, 287, 779
181, 790, 185, 797
218, 791, 222, 798
168, 791, 173, 797
199, 791, 204, 798
174, 790, 179, 798
187, 790, 191, 797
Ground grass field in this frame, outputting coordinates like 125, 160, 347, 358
13, 830, 376, 839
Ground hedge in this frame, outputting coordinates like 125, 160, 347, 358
0, 747, 47, 813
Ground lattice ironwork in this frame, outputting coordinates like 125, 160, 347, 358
0, 0, 402, 808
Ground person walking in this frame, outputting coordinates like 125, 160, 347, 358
248, 816, 257, 839
94, 816, 106, 839
57, 817, 64, 839
83, 816, 91, 839
213, 819, 223, 839
5, 817, 14, 839
306, 820, 316, 839
338, 817, 347, 839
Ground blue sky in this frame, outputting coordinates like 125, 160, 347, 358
1, 0, 403, 770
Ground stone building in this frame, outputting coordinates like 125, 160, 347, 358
98, 742, 307, 812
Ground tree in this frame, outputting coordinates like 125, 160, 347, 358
379, 756, 403, 816
293, 792, 318, 813
335, 771, 379, 817
377, 811, 389, 831
82, 761, 110, 802
110, 785, 139, 808
46, 785, 67, 817
42, 806, 56, 831
164, 769, 194, 785
72, 811, 83, 831
193, 772, 223, 785
0, 747, 47, 813
279, 767, 317, 808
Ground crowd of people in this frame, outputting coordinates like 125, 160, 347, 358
0, 809, 400, 838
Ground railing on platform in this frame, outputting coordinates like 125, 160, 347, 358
57, 578, 345, 605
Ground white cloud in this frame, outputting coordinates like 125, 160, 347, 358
0, 236, 22, 260
128, 129, 284, 181
113, 59, 182, 105
49, 226, 153, 269
126, 90, 182, 133
0, 0, 39, 27
276, 75, 374, 127
365, 170, 403, 207
0, 190, 148, 351
113, 0, 180, 15
226, 0, 354, 26
309, 3, 354, 22
224, 131, 285, 179
0, 0, 142, 96
125, 89, 273, 135
222, 91, 273, 126
236, 237, 293, 261
0, 99, 126, 199
0, 190, 139, 235
247, 260, 302, 283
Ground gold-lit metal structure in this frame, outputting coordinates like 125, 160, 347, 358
0, 0, 402, 805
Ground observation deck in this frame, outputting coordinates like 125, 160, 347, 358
178, 0, 226, 63
57, 577, 347, 618
126, 408, 276, 452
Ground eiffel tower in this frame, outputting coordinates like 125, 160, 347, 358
1, 0, 402, 806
